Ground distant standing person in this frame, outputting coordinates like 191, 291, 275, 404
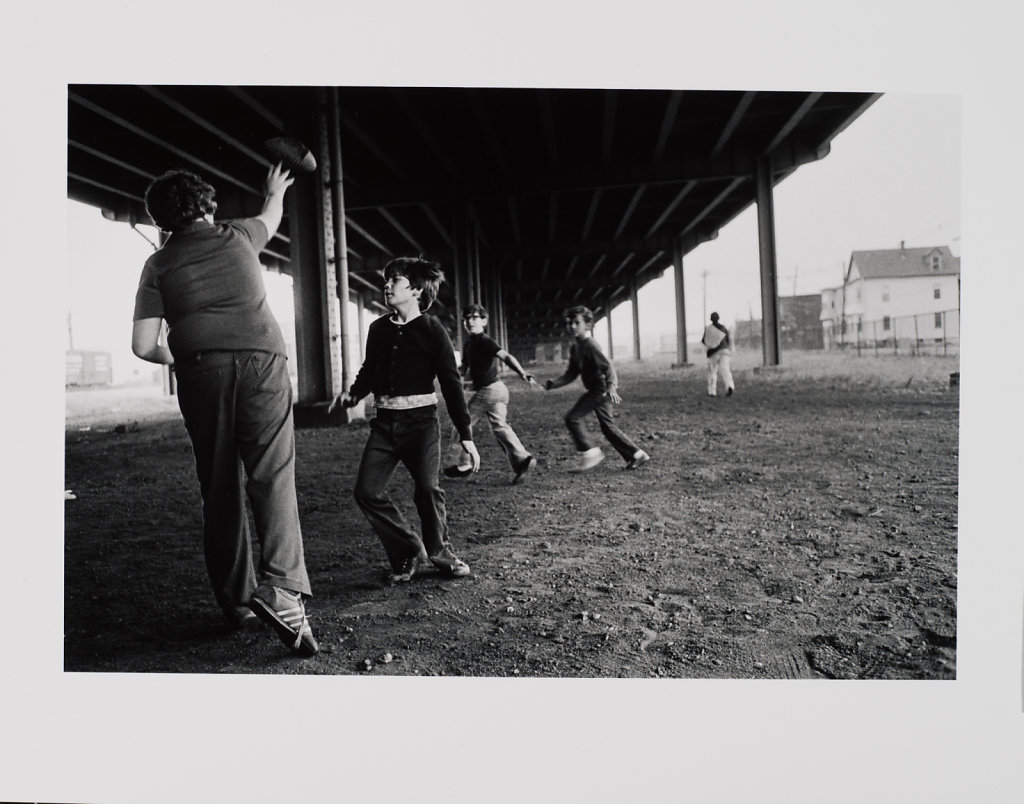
131, 164, 318, 656
544, 305, 650, 472
702, 311, 735, 397
329, 257, 480, 584
444, 303, 538, 485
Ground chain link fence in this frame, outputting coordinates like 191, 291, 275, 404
827, 308, 960, 357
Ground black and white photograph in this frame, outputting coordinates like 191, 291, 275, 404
63, 85, 960, 681
3, 1, 1022, 802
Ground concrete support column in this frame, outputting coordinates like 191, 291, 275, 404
672, 237, 690, 366
287, 99, 329, 407
756, 154, 781, 366
630, 280, 641, 361
355, 293, 366, 362
471, 218, 482, 306
310, 94, 342, 399
606, 306, 614, 360
496, 271, 508, 353
327, 87, 354, 401
451, 206, 468, 352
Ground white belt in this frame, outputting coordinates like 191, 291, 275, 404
375, 392, 438, 410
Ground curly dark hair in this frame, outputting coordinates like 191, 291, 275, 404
384, 257, 445, 311
562, 305, 594, 324
144, 170, 218, 232
462, 303, 489, 321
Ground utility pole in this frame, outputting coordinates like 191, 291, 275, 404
839, 259, 847, 348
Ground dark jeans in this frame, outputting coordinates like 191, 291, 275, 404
174, 350, 311, 618
564, 391, 640, 460
353, 406, 449, 571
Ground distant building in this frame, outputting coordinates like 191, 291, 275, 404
66, 350, 113, 386
731, 294, 825, 352
821, 243, 960, 350
733, 317, 761, 350
779, 294, 825, 349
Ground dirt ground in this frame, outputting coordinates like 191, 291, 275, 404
63, 350, 959, 678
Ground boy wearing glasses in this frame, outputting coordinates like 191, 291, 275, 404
444, 303, 538, 485
329, 258, 480, 584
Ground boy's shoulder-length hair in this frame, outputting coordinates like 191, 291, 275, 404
384, 257, 445, 311
562, 305, 594, 324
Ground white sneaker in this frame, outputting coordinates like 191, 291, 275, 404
626, 450, 650, 470
573, 447, 605, 472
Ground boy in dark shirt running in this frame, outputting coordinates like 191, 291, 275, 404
544, 305, 650, 472
443, 303, 538, 484
329, 258, 480, 584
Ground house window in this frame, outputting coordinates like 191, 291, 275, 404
934, 286, 941, 299
934, 312, 942, 328
881, 286, 889, 302
883, 316, 891, 331
931, 255, 941, 271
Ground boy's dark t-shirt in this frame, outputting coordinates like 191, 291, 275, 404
132, 218, 286, 361
462, 332, 501, 390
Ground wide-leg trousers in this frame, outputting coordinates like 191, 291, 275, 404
353, 406, 450, 572
175, 350, 311, 619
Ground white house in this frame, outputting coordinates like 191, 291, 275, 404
821, 243, 960, 350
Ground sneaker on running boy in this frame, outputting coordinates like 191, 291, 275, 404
626, 449, 651, 470
429, 544, 471, 577
574, 446, 605, 472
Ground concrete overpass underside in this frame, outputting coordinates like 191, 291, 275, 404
67, 85, 880, 413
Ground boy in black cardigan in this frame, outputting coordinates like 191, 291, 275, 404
330, 258, 480, 584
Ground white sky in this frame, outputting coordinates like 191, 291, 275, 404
606, 91, 961, 342
6, 2, 1022, 801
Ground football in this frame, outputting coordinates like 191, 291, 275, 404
264, 137, 317, 173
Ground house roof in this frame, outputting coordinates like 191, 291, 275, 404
849, 246, 959, 281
